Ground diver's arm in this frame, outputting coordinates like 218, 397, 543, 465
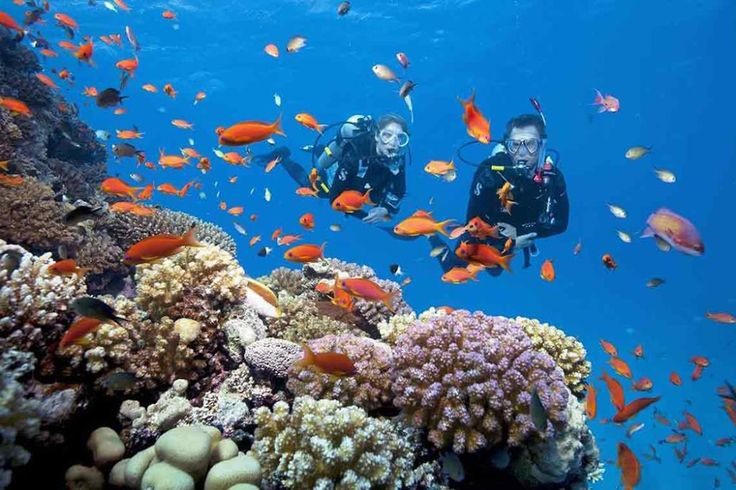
533, 171, 569, 238
466, 160, 502, 225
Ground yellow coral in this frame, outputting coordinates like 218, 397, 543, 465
135, 245, 248, 319
513, 316, 591, 396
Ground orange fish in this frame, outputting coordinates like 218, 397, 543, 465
156, 182, 189, 197
136, 184, 154, 200
197, 157, 211, 174
691, 356, 710, 368
283, 243, 325, 263
48, 259, 89, 276
295, 112, 326, 133
394, 210, 455, 237
114, 0, 131, 11
36, 73, 58, 90
299, 212, 315, 230
218, 116, 285, 146
158, 150, 190, 169
464, 216, 499, 240
227, 206, 244, 216
163, 83, 177, 98
331, 284, 354, 311
670, 372, 682, 386
573, 240, 583, 255
124, 226, 201, 265
162, 10, 176, 20
632, 377, 653, 392
600, 372, 625, 411
40, 49, 58, 58
220, 152, 246, 166
332, 189, 374, 213
441, 264, 483, 284
54, 12, 78, 31
142, 83, 158, 93
599, 339, 618, 357
181, 148, 201, 158
455, 241, 513, 271
496, 181, 517, 214
609, 357, 633, 379
171, 119, 193, 130
277, 234, 304, 246
116, 129, 143, 139
660, 432, 687, 444
585, 384, 597, 420
74, 38, 94, 64
501, 237, 513, 255
101, 177, 140, 199
0, 96, 32, 117
115, 56, 138, 74
0, 174, 24, 186
59, 317, 103, 349
700, 458, 718, 467
691, 364, 704, 381
110, 201, 137, 213
613, 397, 661, 423
633, 344, 644, 359
264, 156, 281, 173
295, 343, 356, 376
114, 108, 126, 116
82, 87, 98, 97
617, 443, 641, 490
57, 68, 73, 82
249, 235, 262, 247
602, 253, 617, 270
219, 201, 227, 211
458, 90, 491, 144
296, 186, 319, 197
271, 228, 282, 241
264, 43, 279, 58
706, 312, 736, 324
337, 277, 397, 311
594, 89, 620, 113
0, 11, 24, 39
194, 91, 206, 104
130, 205, 155, 217
540, 259, 555, 281
681, 411, 703, 436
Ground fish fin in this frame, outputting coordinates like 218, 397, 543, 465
272, 114, 286, 137
382, 290, 398, 313
297, 343, 315, 368
182, 225, 202, 247
363, 188, 375, 206
498, 253, 514, 273
640, 226, 655, 238
436, 219, 457, 237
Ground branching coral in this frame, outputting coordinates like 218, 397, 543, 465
104, 208, 236, 256
252, 396, 427, 490
134, 245, 247, 320
513, 316, 592, 397
0, 240, 86, 354
391, 310, 570, 453
287, 334, 393, 411
259, 267, 305, 296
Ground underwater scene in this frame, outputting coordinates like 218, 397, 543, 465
0, 0, 734, 488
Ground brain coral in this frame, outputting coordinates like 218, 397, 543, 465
391, 310, 570, 453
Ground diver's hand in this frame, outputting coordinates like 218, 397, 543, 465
363, 206, 390, 224
514, 232, 538, 250
497, 222, 517, 239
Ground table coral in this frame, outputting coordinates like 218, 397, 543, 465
287, 334, 393, 411
252, 396, 422, 490
391, 310, 570, 453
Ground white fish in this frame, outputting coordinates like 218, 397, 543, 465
188, 138, 195, 146
430, 245, 447, 257
626, 422, 645, 438
286, 35, 307, 53
125, 25, 139, 51
213, 148, 225, 159
216, 191, 220, 198
654, 168, 676, 183
233, 222, 247, 235
214, 181, 219, 188
429, 196, 434, 206
329, 224, 342, 232
95, 130, 110, 141
273, 93, 282, 107
607, 204, 627, 219
301, 145, 314, 152
129, 173, 143, 183
198, 192, 206, 200
616, 230, 632, 243
403, 94, 414, 123
103, 1, 117, 12
372, 64, 399, 82
244, 278, 281, 318
266, 138, 276, 146
264, 187, 271, 202
250, 187, 255, 195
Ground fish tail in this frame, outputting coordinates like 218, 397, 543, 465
382, 290, 398, 313
363, 188, 375, 206
498, 253, 514, 272
297, 343, 315, 368
319, 241, 327, 257
272, 114, 286, 137
182, 225, 202, 247
436, 219, 456, 237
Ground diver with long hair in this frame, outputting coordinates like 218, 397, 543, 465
253, 113, 411, 223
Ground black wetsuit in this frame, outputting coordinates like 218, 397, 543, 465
326, 132, 406, 216
432, 151, 569, 273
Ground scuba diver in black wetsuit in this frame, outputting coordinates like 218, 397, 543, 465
431, 113, 569, 274
252, 114, 410, 224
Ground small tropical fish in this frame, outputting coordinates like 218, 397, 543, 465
613, 396, 661, 423
654, 168, 676, 183
101, 177, 140, 199
329, 224, 342, 232
394, 210, 454, 237
633, 344, 644, 359
257, 246, 272, 257
607, 204, 627, 218
71, 297, 126, 325
458, 90, 491, 144
227, 206, 244, 216
594, 89, 620, 113
617, 230, 632, 243
123, 226, 202, 265
600, 339, 618, 357
632, 377, 653, 392
337, 277, 397, 311
295, 113, 326, 133
244, 277, 280, 318
193, 91, 206, 105
96, 88, 126, 108
162, 9, 176, 19
609, 357, 633, 379
600, 372, 625, 411
249, 235, 262, 247
371, 64, 399, 82
295, 343, 356, 376
59, 317, 103, 349
642, 208, 704, 256
396, 51, 410, 69
0, 11, 25, 40
463, 216, 499, 240
660, 432, 687, 444
284, 243, 325, 263
116, 128, 143, 139
585, 384, 597, 419
617, 443, 641, 490
646, 278, 665, 288
48, 259, 89, 276
670, 372, 682, 386
158, 151, 190, 169
332, 189, 374, 213
0, 97, 32, 117
424, 160, 457, 182
286, 35, 307, 53
232, 222, 247, 236
63, 205, 104, 225
706, 312, 736, 324
602, 253, 617, 270
430, 245, 447, 258
171, 119, 193, 130
337, 1, 351, 16
298, 213, 315, 230
441, 265, 482, 284
497, 182, 517, 214
390, 264, 403, 276
627, 422, 645, 438
163, 83, 177, 98
218, 117, 285, 146
539, 259, 555, 282
529, 386, 548, 431
264, 43, 279, 58
625, 146, 651, 160
142, 83, 157, 93
0, 174, 23, 186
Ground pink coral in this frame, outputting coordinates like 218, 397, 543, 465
287, 334, 393, 411
391, 311, 569, 453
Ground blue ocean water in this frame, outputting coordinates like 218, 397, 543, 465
17, 0, 736, 487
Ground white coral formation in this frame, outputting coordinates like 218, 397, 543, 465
509, 395, 601, 490
221, 304, 267, 361
252, 397, 420, 489
135, 245, 248, 319
377, 307, 445, 345
513, 316, 592, 396
0, 240, 86, 337
119, 379, 192, 437
243, 338, 302, 379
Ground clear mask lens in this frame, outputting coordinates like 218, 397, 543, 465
506, 138, 540, 155
379, 129, 410, 147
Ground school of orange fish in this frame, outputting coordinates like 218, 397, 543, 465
1, 2, 736, 488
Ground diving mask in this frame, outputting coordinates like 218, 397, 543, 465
505, 138, 540, 155
379, 129, 410, 148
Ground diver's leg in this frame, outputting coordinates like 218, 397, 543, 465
252, 147, 311, 188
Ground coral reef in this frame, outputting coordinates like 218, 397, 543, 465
0, 349, 41, 489
73, 227, 128, 295
252, 396, 439, 490
514, 316, 592, 397
134, 244, 247, 321
377, 307, 445, 345
287, 334, 393, 411
104, 208, 237, 256
221, 304, 268, 362
243, 338, 303, 379
391, 310, 570, 453
0, 240, 86, 355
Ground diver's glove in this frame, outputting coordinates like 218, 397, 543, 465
363, 206, 390, 224
514, 232, 538, 251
